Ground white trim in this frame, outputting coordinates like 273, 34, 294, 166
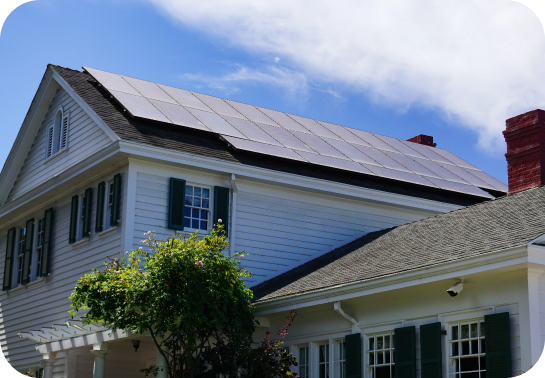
229, 173, 238, 257
96, 225, 119, 239
121, 162, 138, 254
43, 146, 67, 164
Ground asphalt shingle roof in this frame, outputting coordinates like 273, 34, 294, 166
252, 185, 545, 302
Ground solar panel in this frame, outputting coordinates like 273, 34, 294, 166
84, 67, 141, 96
288, 116, 341, 140
351, 144, 410, 171
324, 138, 381, 166
374, 134, 426, 159
403, 140, 453, 164
148, 99, 209, 131
425, 177, 494, 198
430, 147, 479, 170
297, 151, 375, 175
437, 163, 495, 190
462, 168, 508, 192
349, 129, 400, 152
222, 116, 282, 146
382, 150, 441, 178
412, 157, 468, 184
291, 131, 348, 159
122, 76, 177, 104
186, 108, 247, 139
158, 84, 213, 112
316, 121, 372, 145
110, 90, 171, 123
226, 100, 278, 126
256, 123, 315, 153
223, 136, 306, 161
258, 108, 310, 133
192, 92, 248, 119
363, 165, 439, 187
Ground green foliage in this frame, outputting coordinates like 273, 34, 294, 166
69, 225, 255, 378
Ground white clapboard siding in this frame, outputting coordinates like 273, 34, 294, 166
7, 88, 114, 202
132, 170, 436, 284
0, 171, 125, 370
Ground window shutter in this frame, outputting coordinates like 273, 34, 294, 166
40, 208, 53, 277
420, 322, 442, 378
213, 186, 230, 235
46, 126, 54, 158
345, 333, 361, 378
69, 195, 79, 244
21, 219, 35, 285
394, 326, 416, 378
2, 228, 16, 290
95, 181, 105, 233
60, 116, 69, 150
110, 173, 122, 227
168, 178, 186, 230
485, 312, 511, 378
82, 188, 93, 238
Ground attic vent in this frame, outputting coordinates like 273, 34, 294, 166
60, 116, 69, 150
45, 106, 69, 160
46, 126, 54, 158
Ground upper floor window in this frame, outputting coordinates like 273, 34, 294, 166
318, 343, 330, 378
449, 320, 485, 378
298, 345, 309, 378
367, 332, 395, 378
184, 185, 210, 231
45, 107, 69, 159
334, 340, 346, 378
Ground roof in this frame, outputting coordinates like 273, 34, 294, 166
51, 65, 504, 206
251, 185, 545, 302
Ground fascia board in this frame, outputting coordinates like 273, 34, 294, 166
254, 245, 531, 316
118, 140, 461, 214
51, 69, 119, 142
0, 67, 58, 206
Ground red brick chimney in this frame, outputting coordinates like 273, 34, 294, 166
407, 134, 436, 147
503, 109, 545, 194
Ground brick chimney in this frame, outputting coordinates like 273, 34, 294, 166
503, 109, 545, 194
407, 134, 436, 147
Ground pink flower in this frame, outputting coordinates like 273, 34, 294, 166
240, 254, 244, 258
218, 219, 222, 223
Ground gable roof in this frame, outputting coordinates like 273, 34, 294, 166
252, 185, 545, 302
50, 65, 504, 206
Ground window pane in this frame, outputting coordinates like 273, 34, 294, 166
200, 221, 207, 230
202, 188, 210, 198
385, 350, 390, 363
192, 219, 199, 229
194, 187, 201, 197
471, 340, 478, 354
192, 208, 199, 218
470, 324, 478, 338
376, 366, 390, 378
452, 326, 459, 340
369, 337, 375, 351
385, 335, 390, 348
186, 185, 193, 195
185, 196, 192, 206
200, 210, 207, 219
377, 351, 383, 365
461, 341, 470, 355
369, 353, 374, 365
202, 199, 209, 209
480, 323, 485, 337
193, 197, 201, 207
460, 357, 479, 371
184, 218, 190, 228
184, 207, 191, 217
452, 342, 459, 356
480, 339, 485, 353
378, 336, 383, 349
461, 325, 469, 339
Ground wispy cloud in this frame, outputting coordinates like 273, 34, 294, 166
147, 0, 545, 151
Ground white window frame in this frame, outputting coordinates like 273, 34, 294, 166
102, 180, 115, 231
333, 339, 346, 378
183, 184, 212, 233
317, 342, 330, 378
447, 319, 486, 378
297, 344, 310, 378
366, 331, 395, 378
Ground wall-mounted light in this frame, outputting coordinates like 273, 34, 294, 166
447, 280, 464, 297
132, 339, 141, 352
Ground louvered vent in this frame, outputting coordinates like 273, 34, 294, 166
60, 116, 68, 149
46, 126, 54, 158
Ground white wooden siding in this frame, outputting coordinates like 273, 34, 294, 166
7, 88, 114, 202
0, 170, 125, 370
132, 165, 437, 285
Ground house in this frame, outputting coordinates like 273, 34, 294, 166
0, 64, 538, 378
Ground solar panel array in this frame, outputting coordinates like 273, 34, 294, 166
84, 67, 507, 199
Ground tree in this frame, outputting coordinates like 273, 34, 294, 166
69, 225, 255, 378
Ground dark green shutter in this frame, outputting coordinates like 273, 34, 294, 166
420, 322, 442, 378
82, 187, 93, 238
168, 178, 186, 230
40, 208, 53, 277
69, 195, 79, 244
21, 218, 34, 285
3, 228, 16, 290
110, 173, 122, 227
95, 181, 105, 233
213, 186, 229, 235
485, 312, 511, 378
345, 333, 361, 378
395, 326, 416, 378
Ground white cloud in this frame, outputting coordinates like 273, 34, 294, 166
146, 0, 545, 151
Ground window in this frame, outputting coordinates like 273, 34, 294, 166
334, 340, 346, 378
184, 185, 210, 231
298, 346, 309, 378
318, 343, 330, 378
367, 332, 395, 378
16, 227, 26, 285
106, 181, 114, 228
45, 107, 69, 159
449, 320, 485, 378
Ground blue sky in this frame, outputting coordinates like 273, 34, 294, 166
1, 0, 545, 184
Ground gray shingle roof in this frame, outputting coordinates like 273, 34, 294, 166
252, 185, 545, 302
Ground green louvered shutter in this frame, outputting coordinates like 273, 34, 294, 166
69, 195, 79, 244
420, 322, 442, 378
40, 208, 53, 277
168, 178, 186, 230
485, 312, 511, 378
82, 187, 93, 238
395, 326, 416, 378
21, 218, 34, 285
213, 186, 229, 235
2, 228, 16, 290
95, 181, 105, 233
110, 173, 122, 226
345, 333, 362, 378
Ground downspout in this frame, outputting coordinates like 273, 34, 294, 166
334, 301, 359, 333
229, 174, 238, 257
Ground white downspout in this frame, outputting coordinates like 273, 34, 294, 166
334, 301, 359, 333
229, 174, 238, 257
